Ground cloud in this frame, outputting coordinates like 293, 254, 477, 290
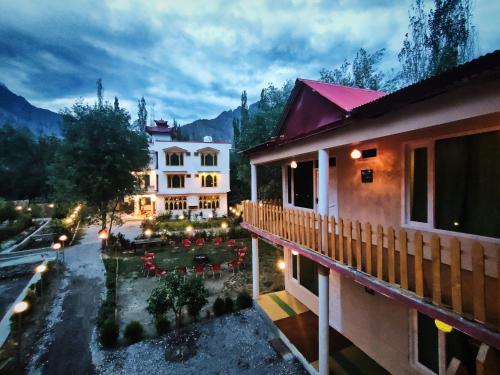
0, 0, 499, 123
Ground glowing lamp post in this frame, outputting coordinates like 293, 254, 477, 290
35, 264, 48, 296
98, 228, 109, 250
65, 218, 73, 225
13, 301, 29, 365
59, 234, 68, 263
221, 222, 228, 233
144, 228, 153, 237
51, 242, 62, 262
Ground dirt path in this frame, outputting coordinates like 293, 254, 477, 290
28, 225, 105, 375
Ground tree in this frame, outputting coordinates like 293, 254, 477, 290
232, 117, 240, 147
137, 97, 148, 131
398, 0, 476, 85
49, 99, 149, 233
319, 48, 392, 91
114, 96, 119, 112
97, 78, 103, 108
147, 273, 208, 329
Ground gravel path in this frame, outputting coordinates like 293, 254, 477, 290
28, 225, 105, 375
92, 308, 306, 375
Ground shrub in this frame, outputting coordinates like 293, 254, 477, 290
124, 320, 144, 344
100, 319, 119, 348
213, 297, 226, 317
236, 291, 253, 310
224, 297, 234, 313
154, 316, 170, 336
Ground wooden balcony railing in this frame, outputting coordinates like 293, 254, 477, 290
243, 201, 500, 332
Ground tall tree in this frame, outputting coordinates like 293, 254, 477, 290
137, 97, 148, 131
231, 117, 240, 147
50, 100, 149, 232
96, 78, 103, 108
240, 91, 249, 134
399, 0, 476, 84
114, 96, 120, 112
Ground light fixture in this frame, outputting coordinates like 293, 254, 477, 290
48, 203, 55, 208
65, 218, 73, 224
350, 149, 362, 159
290, 161, 297, 169
144, 228, 153, 237
179, 214, 185, 220
453, 221, 459, 227
70, 213, 76, 219
434, 319, 453, 333
221, 222, 228, 230
185, 225, 193, 233
291, 250, 299, 256
98, 228, 109, 240
51, 243, 62, 250
15, 205, 22, 211
13, 301, 29, 314
208, 213, 213, 219
59, 234, 68, 242
277, 260, 286, 271
27, 207, 32, 212
35, 264, 48, 274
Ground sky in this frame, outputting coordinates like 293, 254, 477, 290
0, 0, 499, 124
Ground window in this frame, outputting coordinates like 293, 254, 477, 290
293, 161, 314, 209
167, 174, 185, 188
201, 174, 218, 187
409, 147, 428, 223
199, 195, 220, 209
417, 312, 439, 373
165, 152, 184, 166
155, 174, 158, 192
435, 131, 499, 237
165, 196, 187, 210
139, 174, 150, 189
292, 252, 298, 279
201, 152, 218, 166
299, 255, 318, 295
287, 166, 292, 204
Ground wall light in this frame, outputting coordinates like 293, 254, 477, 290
290, 161, 298, 169
350, 149, 362, 159
434, 319, 453, 333
291, 250, 299, 256
221, 222, 228, 230
277, 260, 286, 271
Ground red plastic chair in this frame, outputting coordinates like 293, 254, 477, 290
193, 263, 205, 277
195, 238, 205, 247
213, 237, 222, 246
155, 267, 167, 278
226, 239, 236, 248
210, 263, 221, 278
182, 239, 191, 248
228, 259, 239, 273
146, 263, 156, 277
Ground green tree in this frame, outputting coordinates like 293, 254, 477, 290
137, 97, 148, 131
114, 96, 119, 112
49, 99, 149, 233
97, 78, 103, 108
147, 273, 208, 329
399, 0, 476, 84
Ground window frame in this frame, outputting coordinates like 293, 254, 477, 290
410, 310, 444, 375
165, 151, 184, 166
201, 152, 218, 166
167, 174, 185, 188
198, 195, 220, 209
165, 195, 187, 210
201, 174, 218, 188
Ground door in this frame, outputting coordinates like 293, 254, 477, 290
313, 163, 338, 218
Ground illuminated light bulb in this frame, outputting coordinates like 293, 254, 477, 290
65, 218, 73, 224
434, 319, 453, 333
179, 214, 185, 220
277, 260, 286, 270
48, 203, 55, 208
291, 250, 299, 256
16, 206, 22, 211
14, 301, 29, 314
59, 234, 68, 242
221, 222, 228, 230
144, 228, 153, 237
35, 264, 48, 273
51, 243, 61, 250
185, 225, 193, 233
453, 221, 459, 227
350, 149, 362, 159
290, 161, 297, 169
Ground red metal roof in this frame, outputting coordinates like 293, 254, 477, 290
298, 79, 386, 111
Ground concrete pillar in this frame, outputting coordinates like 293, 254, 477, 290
318, 149, 329, 254
252, 235, 259, 300
251, 163, 257, 202
318, 265, 330, 375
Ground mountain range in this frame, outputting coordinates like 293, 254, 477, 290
0, 83, 256, 141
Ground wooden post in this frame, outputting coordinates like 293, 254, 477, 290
446, 358, 468, 375
338, 219, 344, 263
311, 213, 316, 252
388, 227, 396, 284
346, 220, 353, 266
450, 238, 462, 314
414, 231, 424, 297
355, 221, 362, 271
365, 223, 372, 275
472, 242, 485, 322
305, 212, 311, 249
323, 215, 329, 256
376, 225, 383, 280
399, 229, 408, 290
476, 344, 498, 375
431, 235, 442, 305
317, 215, 323, 254
330, 217, 336, 260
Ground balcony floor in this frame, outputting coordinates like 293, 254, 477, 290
258, 291, 388, 375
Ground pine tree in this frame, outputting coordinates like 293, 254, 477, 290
137, 97, 147, 131
96, 78, 103, 107
114, 97, 120, 112
240, 91, 249, 134
232, 117, 240, 147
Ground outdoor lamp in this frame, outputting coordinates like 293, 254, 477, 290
208, 212, 213, 219
144, 228, 153, 237
290, 161, 297, 169
59, 234, 68, 242
15, 205, 22, 211
51, 243, 61, 251
221, 222, 228, 230
350, 149, 362, 159
48, 203, 55, 208
35, 264, 48, 274
185, 226, 193, 233
27, 207, 32, 212
65, 218, 73, 224
277, 260, 286, 271
70, 213, 76, 219
13, 301, 29, 314
434, 319, 453, 333
179, 214, 185, 220
98, 228, 109, 240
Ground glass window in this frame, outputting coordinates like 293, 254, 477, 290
199, 195, 220, 209
201, 174, 218, 187
435, 131, 500, 237
167, 175, 185, 188
409, 147, 428, 222
299, 255, 318, 295
293, 161, 314, 209
445, 328, 479, 374
166, 152, 184, 166
417, 313, 438, 373
287, 166, 292, 204
292, 252, 298, 279
201, 153, 217, 166
165, 196, 187, 210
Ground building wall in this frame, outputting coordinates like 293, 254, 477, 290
284, 247, 416, 374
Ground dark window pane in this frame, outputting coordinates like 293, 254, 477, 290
287, 166, 292, 204
446, 329, 478, 374
435, 131, 500, 237
294, 161, 314, 209
410, 147, 428, 222
299, 255, 317, 295
417, 313, 438, 373
362, 148, 377, 158
292, 253, 298, 279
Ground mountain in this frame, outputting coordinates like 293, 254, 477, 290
0, 83, 62, 136
181, 102, 259, 142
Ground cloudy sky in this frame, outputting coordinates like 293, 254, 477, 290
0, 0, 499, 124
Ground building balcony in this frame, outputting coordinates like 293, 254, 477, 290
242, 201, 500, 349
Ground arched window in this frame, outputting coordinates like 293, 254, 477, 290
200, 152, 217, 166
168, 175, 185, 188
206, 175, 213, 187
201, 174, 218, 188
170, 153, 179, 165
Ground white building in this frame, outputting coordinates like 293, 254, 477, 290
131, 119, 231, 219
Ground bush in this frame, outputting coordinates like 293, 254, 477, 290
224, 297, 234, 313
213, 297, 226, 317
124, 320, 144, 344
100, 319, 119, 348
155, 316, 170, 336
236, 291, 253, 310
